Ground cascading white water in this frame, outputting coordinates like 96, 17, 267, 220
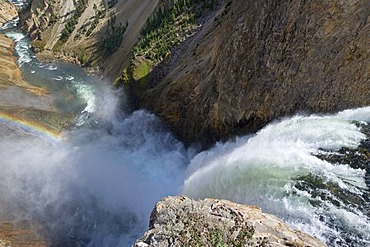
5, 32, 32, 66
0, 21, 190, 245
0, 17, 18, 30
183, 109, 370, 246
1, 3, 370, 245
0, 79, 190, 246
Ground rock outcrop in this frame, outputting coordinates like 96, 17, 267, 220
134, 196, 326, 247
0, 0, 17, 28
137, 0, 370, 147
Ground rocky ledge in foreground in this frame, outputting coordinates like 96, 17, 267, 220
134, 196, 326, 247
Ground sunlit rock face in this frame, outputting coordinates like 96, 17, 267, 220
0, 34, 49, 95
139, 0, 370, 147
0, 0, 17, 27
19, 0, 159, 75
134, 196, 326, 247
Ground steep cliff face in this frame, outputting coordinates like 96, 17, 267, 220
137, 0, 370, 146
20, 0, 159, 74
134, 196, 326, 247
21, 0, 370, 146
20, 0, 77, 52
0, 0, 17, 27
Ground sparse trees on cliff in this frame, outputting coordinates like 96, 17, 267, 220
60, 0, 87, 42
101, 13, 127, 55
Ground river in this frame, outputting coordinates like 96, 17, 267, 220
0, 5, 369, 247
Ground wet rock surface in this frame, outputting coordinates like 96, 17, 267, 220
312, 123, 370, 220
134, 196, 326, 247
317, 123, 370, 176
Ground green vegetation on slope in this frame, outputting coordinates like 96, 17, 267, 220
80, 0, 108, 39
120, 0, 215, 86
101, 13, 127, 55
60, 0, 88, 42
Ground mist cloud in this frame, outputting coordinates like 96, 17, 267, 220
0, 82, 189, 246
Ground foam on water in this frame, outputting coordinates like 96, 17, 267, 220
183, 110, 370, 246
0, 17, 19, 30
46, 65, 58, 70
52, 76, 63, 81
9, 0, 27, 7
0, 23, 189, 244
5, 31, 23, 41
5, 31, 32, 66
71, 79, 97, 113
336, 106, 370, 123
1, 9, 369, 245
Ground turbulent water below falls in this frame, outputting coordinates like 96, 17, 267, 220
1, 14, 370, 247
184, 112, 370, 246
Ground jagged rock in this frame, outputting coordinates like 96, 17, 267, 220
0, 0, 17, 28
134, 196, 326, 247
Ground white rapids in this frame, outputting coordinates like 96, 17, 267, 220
183, 108, 370, 246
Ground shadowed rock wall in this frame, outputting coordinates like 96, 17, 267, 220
141, 0, 370, 146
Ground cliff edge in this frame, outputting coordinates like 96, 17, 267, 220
136, 0, 370, 146
20, 0, 370, 147
134, 196, 326, 247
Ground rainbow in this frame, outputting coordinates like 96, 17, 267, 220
0, 111, 63, 143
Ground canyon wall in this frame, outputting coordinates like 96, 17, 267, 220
20, 0, 370, 147
0, 0, 17, 27
137, 0, 370, 146
13, 1, 369, 245
20, 0, 159, 75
